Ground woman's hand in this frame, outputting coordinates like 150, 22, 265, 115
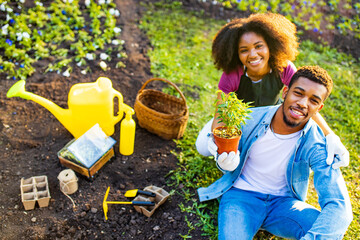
326, 132, 350, 169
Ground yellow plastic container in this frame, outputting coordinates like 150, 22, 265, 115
67, 77, 126, 138
7, 77, 133, 139
120, 110, 136, 155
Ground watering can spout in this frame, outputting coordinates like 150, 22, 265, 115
7, 80, 72, 133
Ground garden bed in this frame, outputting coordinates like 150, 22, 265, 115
0, 0, 205, 239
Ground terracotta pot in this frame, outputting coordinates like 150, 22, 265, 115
213, 127, 241, 154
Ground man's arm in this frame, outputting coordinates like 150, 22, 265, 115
301, 147, 353, 239
312, 112, 350, 169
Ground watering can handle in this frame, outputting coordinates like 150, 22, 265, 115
139, 78, 188, 108
112, 89, 125, 124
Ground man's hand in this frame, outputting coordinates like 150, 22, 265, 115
326, 132, 350, 169
217, 151, 240, 171
207, 135, 240, 171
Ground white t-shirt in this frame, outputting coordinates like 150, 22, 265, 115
233, 127, 301, 196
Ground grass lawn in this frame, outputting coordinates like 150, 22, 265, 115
140, 1, 360, 239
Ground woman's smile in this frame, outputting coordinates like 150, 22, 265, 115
238, 32, 270, 78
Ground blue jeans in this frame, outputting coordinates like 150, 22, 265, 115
218, 188, 320, 240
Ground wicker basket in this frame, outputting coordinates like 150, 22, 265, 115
134, 78, 189, 140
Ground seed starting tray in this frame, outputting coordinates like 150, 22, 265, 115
20, 175, 51, 210
133, 185, 169, 217
57, 139, 114, 178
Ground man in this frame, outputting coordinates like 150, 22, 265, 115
197, 66, 352, 239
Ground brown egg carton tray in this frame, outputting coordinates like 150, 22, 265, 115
133, 185, 169, 217
20, 175, 51, 210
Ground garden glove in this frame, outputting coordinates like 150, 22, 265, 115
207, 134, 240, 171
207, 133, 218, 157
217, 151, 240, 171
326, 132, 349, 169
195, 119, 213, 156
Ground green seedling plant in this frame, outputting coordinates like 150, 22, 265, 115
0, 0, 126, 80
214, 90, 252, 138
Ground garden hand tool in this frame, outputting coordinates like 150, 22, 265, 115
103, 187, 155, 220
124, 189, 156, 198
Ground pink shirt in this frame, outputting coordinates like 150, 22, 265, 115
218, 61, 297, 94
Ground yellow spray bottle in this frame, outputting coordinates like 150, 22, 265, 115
120, 109, 136, 155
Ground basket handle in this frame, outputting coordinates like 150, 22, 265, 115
139, 78, 187, 107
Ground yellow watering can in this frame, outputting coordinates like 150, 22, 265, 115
7, 77, 134, 139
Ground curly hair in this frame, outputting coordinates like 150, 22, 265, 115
289, 65, 333, 100
212, 13, 299, 74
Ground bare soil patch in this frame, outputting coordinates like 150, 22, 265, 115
0, 0, 203, 239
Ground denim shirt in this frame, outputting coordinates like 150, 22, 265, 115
197, 105, 352, 239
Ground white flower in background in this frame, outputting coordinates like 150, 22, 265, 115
112, 39, 119, 45
85, 0, 91, 7
35, 1, 43, 6
99, 61, 107, 71
6, 14, 11, 21
119, 39, 125, 45
81, 69, 87, 75
113, 27, 121, 34
100, 53, 109, 60
63, 0, 73, 3
22, 32, 30, 39
19, 0, 25, 3
86, 53, 94, 60
63, 69, 71, 77
6, 6, 13, 12
109, 9, 120, 17
16, 32, 23, 41
98, 0, 105, 5
77, 59, 86, 66
2, 24, 9, 35
0, 4, 6, 12
106, 0, 112, 4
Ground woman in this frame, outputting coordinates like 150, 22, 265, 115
196, 13, 349, 168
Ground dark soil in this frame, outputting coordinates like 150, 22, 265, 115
0, 1, 359, 240
0, 0, 203, 239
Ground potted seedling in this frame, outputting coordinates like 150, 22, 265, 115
213, 90, 252, 154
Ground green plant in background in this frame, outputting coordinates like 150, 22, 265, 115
214, 90, 252, 138
141, 1, 360, 239
216, 0, 360, 42
0, 0, 126, 80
